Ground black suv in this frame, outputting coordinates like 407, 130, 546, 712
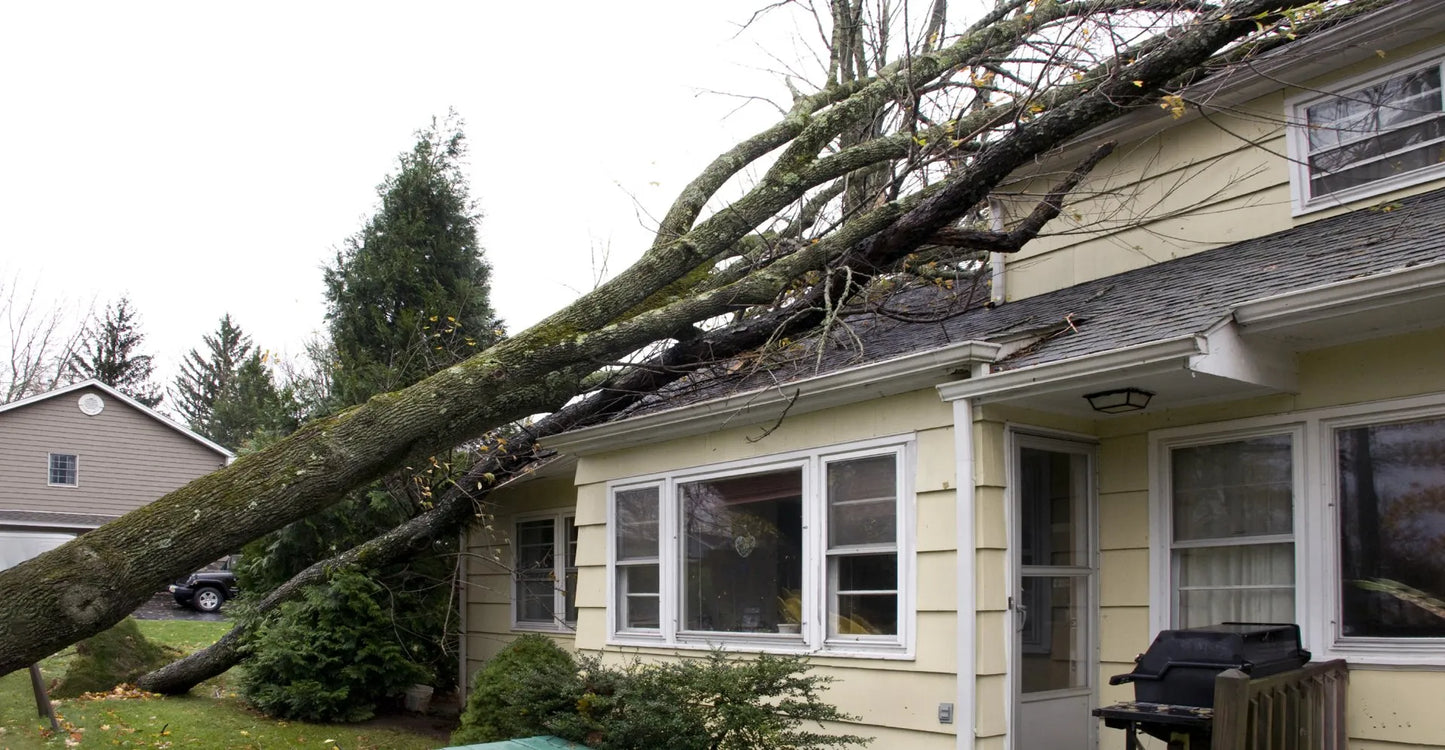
169, 557, 241, 613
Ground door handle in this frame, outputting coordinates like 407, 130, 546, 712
1015, 601, 1029, 632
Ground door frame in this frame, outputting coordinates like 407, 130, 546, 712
1005, 428, 1100, 750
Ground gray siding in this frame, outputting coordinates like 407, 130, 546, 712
0, 386, 227, 522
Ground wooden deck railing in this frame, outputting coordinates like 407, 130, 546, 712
1211, 659, 1348, 750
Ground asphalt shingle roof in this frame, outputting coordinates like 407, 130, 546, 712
616, 186, 1445, 419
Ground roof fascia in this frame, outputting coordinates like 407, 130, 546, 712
0, 379, 235, 459
543, 340, 1003, 457
1232, 258, 1445, 334
936, 336, 1206, 402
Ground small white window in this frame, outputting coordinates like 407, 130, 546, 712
513, 513, 577, 629
1290, 56, 1445, 212
1166, 434, 1296, 627
48, 453, 78, 487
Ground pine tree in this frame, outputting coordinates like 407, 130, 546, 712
209, 351, 296, 450
323, 113, 504, 407
71, 297, 163, 408
173, 314, 251, 434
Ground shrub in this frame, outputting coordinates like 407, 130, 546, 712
452, 640, 870, 750
451, 634, 580, 745
239, 569, 428, 722
553, 651, 871, 750
52, 618, 180, 698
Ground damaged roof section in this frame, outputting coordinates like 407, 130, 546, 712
566, 186, 1445, 442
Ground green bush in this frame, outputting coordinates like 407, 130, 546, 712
554, 651, 870, 750
52, 617, 180, 698
452, 640, 869, 750
451, 634, 581, 745
239, 569, 428, 722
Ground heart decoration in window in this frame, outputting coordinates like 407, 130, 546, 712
733, 534, 758, 558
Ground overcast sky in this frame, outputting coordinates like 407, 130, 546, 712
1, 1, 814, 391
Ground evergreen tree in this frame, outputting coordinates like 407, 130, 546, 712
173, 314, 251, 434
242, 115, 505, 703
71, 297, 162, 408
209, 351, 297, 450
323, 113, 504, 407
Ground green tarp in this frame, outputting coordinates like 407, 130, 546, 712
443, 736, 581, 750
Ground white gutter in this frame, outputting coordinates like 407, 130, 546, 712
545, 340, 1003, 456
952, 397, 977, 750
1233, 258, 1445, 333
936, 336, 1205, 403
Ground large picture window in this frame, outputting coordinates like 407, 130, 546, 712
1290, 56, 1445, 212
1167, 434, 1296, 628
609, 440, 910, 654
1337, 416, 1445, 639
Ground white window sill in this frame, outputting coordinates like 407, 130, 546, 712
511, 622, 576, 634
605, 635, 913, 661
1321, 640, 1445, 669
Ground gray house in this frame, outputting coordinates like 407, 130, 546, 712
0, 380, 232, 568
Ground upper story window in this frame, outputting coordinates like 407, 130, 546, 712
609, 438, 913, 656
48, 453, 78, 487
1290, 55, 1445, 213
513, 513, 577, 630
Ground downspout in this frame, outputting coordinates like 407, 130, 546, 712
457, 530, 469, 699
953, 396, 977, 750
988, 198, 1006, 307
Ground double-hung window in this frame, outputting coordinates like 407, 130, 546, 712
1162, 431, 1298, 628
48, 453, 78, 487
1290, 55, 1445, 212
609, 439, 911, 655
513, 514, 577, 629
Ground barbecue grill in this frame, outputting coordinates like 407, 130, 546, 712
1094, 622, 1311, 749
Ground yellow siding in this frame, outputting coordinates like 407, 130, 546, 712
1091, 329, 1445, 749
999, 32, 1445, 303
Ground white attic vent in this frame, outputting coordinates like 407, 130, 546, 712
77, 393, 104, 416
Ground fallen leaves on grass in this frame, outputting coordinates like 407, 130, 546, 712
77, 683, 161, 701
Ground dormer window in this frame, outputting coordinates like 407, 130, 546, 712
1289, 55, 1445, 213
48, 453, 78, 486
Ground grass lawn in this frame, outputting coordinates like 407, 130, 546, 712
1, 618, 450, 749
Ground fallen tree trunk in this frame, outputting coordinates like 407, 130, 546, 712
0, 0, 1326, 676
139, 138, 1115, 694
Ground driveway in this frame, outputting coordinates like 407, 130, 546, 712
130, 591, 227, 622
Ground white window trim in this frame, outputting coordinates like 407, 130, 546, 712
510, 510, 577, 633
1149, 392, 1445, 667
605, 434, 917, 660
1287, 48, 1445, 216
47, 453, 79, 488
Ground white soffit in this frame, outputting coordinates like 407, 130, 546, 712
543, 340, 1003, 456
937, 324, 1300, 417
1233, 258, 1445, 349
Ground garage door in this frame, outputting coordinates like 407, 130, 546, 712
0, 531, 75, 571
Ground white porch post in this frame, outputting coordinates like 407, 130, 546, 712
952, 397, 977, 750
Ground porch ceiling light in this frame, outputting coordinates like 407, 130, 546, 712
1084, 387, 1154, 414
